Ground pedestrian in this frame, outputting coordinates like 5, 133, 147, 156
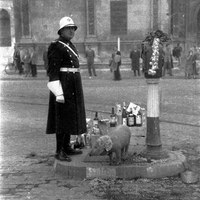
172, 43, 182, 66
46, 16, 87, 162
192, 46, 199, 78
163, 44, 173, 76
110, 46, 121, 81
43, 47, 48, 75
21, 48, 31, 77
30, 46, 37, 77
185, 50, 194, 79
13, 45, 23, 75
85, 45, 96, 78
130, 45, 140, 76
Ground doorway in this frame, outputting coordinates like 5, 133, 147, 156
0, 9, 11, 47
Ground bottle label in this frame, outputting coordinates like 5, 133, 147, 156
122, 118, 127, 125
136, 115, 142, 125
110, 117, 116, 127
128, 116, 134, 126
93, 120, 98, 126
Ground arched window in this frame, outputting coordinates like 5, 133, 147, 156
0, 9, 11, 47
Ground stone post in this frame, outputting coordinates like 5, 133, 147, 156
144, 78, 168, 160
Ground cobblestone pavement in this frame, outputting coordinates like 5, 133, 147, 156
0, 69, 200, 200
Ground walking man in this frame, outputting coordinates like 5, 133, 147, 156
130, 45, 140, 76
85, 45, 96, 78
172, 43, 182, 66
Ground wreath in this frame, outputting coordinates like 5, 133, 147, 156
143, 30, 171, 75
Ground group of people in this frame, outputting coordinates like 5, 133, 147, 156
13, 46, 38, 77
88, 41, 199, 80
129, 42, 199, 79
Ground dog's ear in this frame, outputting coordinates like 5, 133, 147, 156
100, 135, 112, 152
97, 137, 104, 147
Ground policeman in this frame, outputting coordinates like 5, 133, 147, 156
46, 16, 87, 161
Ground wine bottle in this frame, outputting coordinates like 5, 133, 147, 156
122, 102, 127, 125
135, 110, 142, 126
93, 111, 99, 127
127, 108, 135, 127
116, 103, 122, 125
110, 107, 117, 127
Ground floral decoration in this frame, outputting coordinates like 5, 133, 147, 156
143, 30, 171, 75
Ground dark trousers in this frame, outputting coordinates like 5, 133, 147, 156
56, 133, 71, 154
114, 66, 121, 80
31, 64, 37, 77
133, 69, 140, 76
192, 63, 198, 75
88, 62, 96, 76
15, 61, 23, 74
163, 61, 172, 76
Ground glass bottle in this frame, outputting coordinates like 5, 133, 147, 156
127, 108, 135, 127
122, 102, 127, 125
110, 107, 117, 127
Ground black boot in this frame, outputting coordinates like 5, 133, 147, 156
63, 134, 83, 155
55, 134, 63, 157
55, 149, 72, 162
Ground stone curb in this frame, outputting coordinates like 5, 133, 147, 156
54, 150, 187, 180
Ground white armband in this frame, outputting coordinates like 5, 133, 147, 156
47, 80, 63, 96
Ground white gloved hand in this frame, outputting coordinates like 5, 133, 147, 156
56, 95, 65, 103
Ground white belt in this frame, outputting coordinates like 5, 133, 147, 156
60, 68, 80, 73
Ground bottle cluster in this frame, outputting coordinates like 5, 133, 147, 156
109, 102, 145, 128
84, 104, 146, 148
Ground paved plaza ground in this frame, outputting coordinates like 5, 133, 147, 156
0, 67, 200, 199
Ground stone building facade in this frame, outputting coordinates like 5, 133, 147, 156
0, 0, 199, 67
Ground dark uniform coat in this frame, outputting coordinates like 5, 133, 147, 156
46, 36, 87, 136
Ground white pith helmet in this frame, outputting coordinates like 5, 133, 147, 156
58, 16, 77, 34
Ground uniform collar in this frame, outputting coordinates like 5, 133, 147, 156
58, 36, 71, 45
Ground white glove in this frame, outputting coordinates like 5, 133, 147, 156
56, 95, 65, 103
47, 80, 63, 96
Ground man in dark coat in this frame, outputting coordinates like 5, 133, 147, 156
85, 45, 96, 78
13, 46, 23, 75
172, 43, 182, 66
130, 46, 140, 76
46, 16, 87, 162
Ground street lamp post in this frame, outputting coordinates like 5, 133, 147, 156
144, 78, 168, 159
142, 30, 171, 160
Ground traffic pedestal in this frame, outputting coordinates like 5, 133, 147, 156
143, 78, 168, 160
